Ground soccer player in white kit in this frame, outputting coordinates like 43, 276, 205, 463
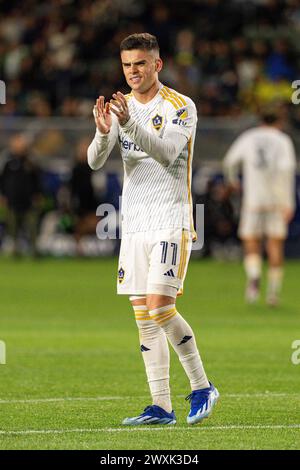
224, 110, 296, 306
87, 33, 219, 425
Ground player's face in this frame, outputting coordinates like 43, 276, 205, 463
121, 49, 162, 93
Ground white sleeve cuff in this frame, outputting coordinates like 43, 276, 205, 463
120, 117, 135, 131
95, 128, 110, 142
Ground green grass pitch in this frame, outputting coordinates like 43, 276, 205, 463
0, 256, 299, 450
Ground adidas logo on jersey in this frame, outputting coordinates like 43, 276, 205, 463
164, 269, 175, 277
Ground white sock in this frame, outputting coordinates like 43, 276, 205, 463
149, 305, 210, 391
267, 267, 283, 298
244, 254, 262, 281
133, 306, 172, 413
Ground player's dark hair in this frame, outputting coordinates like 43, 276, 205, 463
120, 33, 159, 53
259, 103, 281, 125
261, 112, 280, 125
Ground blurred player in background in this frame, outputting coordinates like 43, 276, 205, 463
0, 134, 41, 256
224, 109, 297, 306
87, 33, 219, 426
71, 137, 98, 251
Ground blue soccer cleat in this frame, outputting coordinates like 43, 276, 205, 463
122, 405, 176, 426
186, 382, 219, 425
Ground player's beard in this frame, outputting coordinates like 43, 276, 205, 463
129, 76, 157, 95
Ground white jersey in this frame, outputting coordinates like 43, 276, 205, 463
223, 126, 297, 211
88, 84, 197, 235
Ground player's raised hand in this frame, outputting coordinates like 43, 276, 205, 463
110, 92, 130, 126
93, 96, 112, 134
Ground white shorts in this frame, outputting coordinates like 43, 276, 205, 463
239, 210, 287, 239
117, 228, 192, 296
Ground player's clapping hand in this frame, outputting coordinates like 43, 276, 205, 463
110, 92, 130, 126
93, 96, 112, 134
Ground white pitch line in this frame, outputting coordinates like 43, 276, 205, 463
0, 396, 127, 404
0, 425, 300, 436
0, 392, 299, 405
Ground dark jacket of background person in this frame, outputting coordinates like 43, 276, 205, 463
204, 180, 237, 243
70, 161, 98, 217
0, 154, 40, 212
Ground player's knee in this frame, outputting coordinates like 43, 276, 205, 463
129, 295, 146, 307
146, 294, 175, 312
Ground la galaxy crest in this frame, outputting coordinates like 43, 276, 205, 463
118, 266, 125, 284
152, 114, 163, 131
